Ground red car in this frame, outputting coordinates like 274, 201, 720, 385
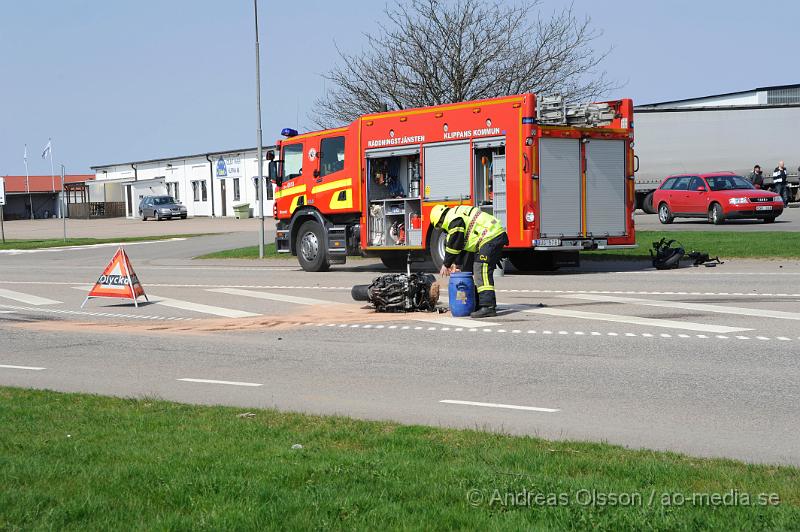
653, 172, 784, 225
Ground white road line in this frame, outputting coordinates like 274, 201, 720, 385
560, 294, 800, 321
525, 307, 751, 333
0, 364, 46, 371
177, 378, 262, 387
207, 287, 332, 306
0, 303, 193, 321
69, 287, 258, 318
415, 316, 500, 327
4, 280, 800, 298
0, 310, 15, 314
440, 399, 560, 413
0, 288, 61, 306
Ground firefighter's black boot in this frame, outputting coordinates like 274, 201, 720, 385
470, 306, 497, 318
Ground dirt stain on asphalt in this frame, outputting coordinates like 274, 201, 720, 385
13, 303, 444, 336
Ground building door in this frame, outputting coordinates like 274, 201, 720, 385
220, 180, 227, 216
125, 185, 133, 217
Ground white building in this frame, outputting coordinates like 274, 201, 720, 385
91, 146, 277, 218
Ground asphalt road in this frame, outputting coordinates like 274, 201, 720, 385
1, 230, 799, 466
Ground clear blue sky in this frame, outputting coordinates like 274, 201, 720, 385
2, 0, 797, 175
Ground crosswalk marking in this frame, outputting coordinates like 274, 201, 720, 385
0, 288, 61, 306
525, 308, 751, 333
416, 316, 500, 327
560, 294, 800, 321
70, 286, 258, 318
206, 287, 331, 306
152, 297, 259, 318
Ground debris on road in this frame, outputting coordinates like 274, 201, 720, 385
650, 238, 724, 270
351, 273, 441, 312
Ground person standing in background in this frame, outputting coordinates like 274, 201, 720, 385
772, 161, 788, 203
748, 165, 764, 189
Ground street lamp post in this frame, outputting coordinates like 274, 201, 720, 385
254, 0, 265, 259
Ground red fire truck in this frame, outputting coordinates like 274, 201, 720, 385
269, 93, 636, 272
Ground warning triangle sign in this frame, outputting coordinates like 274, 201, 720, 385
81, 247, 148, 307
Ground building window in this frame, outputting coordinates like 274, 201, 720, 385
192, 180, 207, 202
320, 136, 345, 176
166, 182, 180, 201
233, 178, 240, 201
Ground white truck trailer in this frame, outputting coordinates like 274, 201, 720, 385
633, 104, 800, 213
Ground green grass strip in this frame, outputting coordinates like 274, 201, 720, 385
0, 387, 797, 529
0, 234, 209, 251
588, 231, 800, 260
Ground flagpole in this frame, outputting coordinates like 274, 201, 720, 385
24, 145, 32, 220
48, 138, 57, 218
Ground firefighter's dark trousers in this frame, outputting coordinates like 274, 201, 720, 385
472, 232, 509, 308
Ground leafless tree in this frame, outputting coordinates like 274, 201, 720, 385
311, 0, 617, 128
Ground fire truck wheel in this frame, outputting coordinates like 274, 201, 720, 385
509, 252, 559, 272
380, 255, 407, 270
296, 221, 331, 272
658, 203, 674, 224
429, 229, 447, 271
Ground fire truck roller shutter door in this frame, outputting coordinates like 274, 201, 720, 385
423, 141, 470, 201
586, 139, 626, 236
492, 154, 507, 230
365, 146, 421, 158
539, 138, 581, 238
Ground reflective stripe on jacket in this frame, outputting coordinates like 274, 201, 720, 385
441, 206, 505, 266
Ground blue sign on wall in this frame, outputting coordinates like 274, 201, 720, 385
216, 156, 228, 178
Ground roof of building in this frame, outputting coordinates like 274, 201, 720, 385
637, 83, 800, 108
90, 145, 277, 170
2, 175, 95, 193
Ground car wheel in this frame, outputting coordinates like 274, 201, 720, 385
181, 215, 187, 219
763, 216, 776, 224
429, 228, 447, 271
658, 202, 673, 224
642, 191, 657, 214
709, 203, 725, 225
141, 211, 147, 221
296, 220, 330, 272
154, 212, 161, 221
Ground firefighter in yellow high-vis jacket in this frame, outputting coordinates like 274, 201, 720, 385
430, 204, 509, 318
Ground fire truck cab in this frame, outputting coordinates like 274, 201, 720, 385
271, 93, 636, 272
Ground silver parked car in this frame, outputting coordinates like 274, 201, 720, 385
139, 195, 187, 221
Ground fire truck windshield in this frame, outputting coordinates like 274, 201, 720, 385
283, 144, 303, 179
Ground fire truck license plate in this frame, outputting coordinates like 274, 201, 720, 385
534, 239, 561, 247
756, 206, 772, 211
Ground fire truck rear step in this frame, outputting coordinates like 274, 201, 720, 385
327, 225, 348, 264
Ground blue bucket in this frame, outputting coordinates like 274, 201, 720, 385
449, 272, 476, 317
